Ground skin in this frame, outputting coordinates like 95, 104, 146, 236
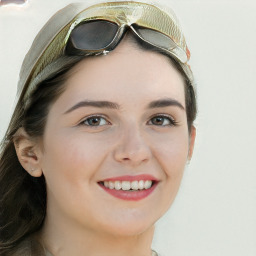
15, 36, 196, 256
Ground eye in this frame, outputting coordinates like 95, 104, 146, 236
148, 115, 177, 126
80, 115, 110, 127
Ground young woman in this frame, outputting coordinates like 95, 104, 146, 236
0, 1, 197, 255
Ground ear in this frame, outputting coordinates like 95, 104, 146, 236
13, 127, 43, 177
188, 125, 196, 160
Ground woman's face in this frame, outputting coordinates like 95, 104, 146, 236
38, 38, 195, 237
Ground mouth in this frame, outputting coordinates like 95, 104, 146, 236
99, 180, 155, 191
98, 175, 158, 201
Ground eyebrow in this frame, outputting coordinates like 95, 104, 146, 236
148, 98, 185, 110
64, 101, 119, 114
63, 98, 185, 114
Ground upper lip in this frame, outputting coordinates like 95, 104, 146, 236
100, 174, 158, 182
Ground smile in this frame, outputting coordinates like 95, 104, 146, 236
98, 175, 158, 201
101, 180, 153, 191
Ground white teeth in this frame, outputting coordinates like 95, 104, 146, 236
121, 181, 131, 191
144, 180, 152, 189
138, 180, 144, 190
109, 181, 115, 189
131, 181, 139, 190
102, 180, 154, 190
104, 181, 109, 188
114, 181, 122, 190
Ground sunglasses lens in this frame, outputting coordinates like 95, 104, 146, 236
136, 27, 177, 50
70, 20, 119, 50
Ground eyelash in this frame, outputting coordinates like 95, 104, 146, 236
78, 114, 178, 127
148, 114, 178, 126
79, 115, 110, 127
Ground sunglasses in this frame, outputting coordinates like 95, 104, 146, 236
64, 1, 190, 64
66, 19, 187, 63
18, 1, 193, 104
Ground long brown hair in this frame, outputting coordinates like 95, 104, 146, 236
0, 34, 197, 255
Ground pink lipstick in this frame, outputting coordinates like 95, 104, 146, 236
98, 174, 158, 201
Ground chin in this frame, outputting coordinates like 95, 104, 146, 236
105, 222, 154, 238
94, 210, 158, 237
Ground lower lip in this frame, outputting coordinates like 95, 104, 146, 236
98, 182, 158, 201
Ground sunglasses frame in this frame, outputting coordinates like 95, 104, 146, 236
65, 19, 178, 60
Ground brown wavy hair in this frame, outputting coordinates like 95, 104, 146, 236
0, 34, 197, 255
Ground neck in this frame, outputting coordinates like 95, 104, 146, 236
37, 215, 155, 256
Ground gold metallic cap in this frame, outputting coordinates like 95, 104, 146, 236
17, 1, 194, 106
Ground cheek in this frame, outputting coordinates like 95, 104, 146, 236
147, 129, 189, 215
150, 129, 189, 177
41, 130, 112, 184
40, 131, 111, 217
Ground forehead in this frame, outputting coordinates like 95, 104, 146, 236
57, 39, 185, 109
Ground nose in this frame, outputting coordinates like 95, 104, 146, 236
113, 125, 152, 166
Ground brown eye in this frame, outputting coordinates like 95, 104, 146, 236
149, 115, 176, 126
81, 116, 109, 126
